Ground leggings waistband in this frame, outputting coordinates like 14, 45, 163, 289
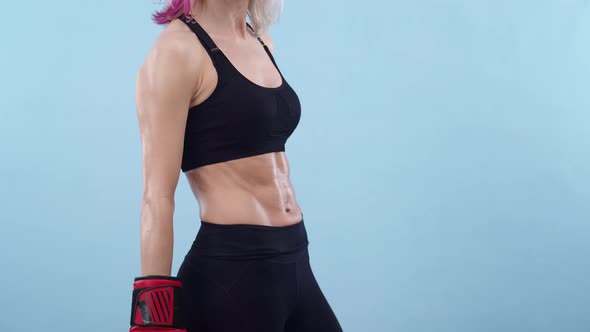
187, 218, 309, 261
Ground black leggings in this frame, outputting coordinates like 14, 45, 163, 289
176, 218, 343, 332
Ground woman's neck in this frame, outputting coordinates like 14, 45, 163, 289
192, 0, 251, 39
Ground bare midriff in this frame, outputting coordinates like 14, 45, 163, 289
183, 151, 303, 227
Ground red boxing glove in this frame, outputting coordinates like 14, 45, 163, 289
129, 275, 187, 332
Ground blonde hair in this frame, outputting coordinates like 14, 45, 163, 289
247, 0, 284, 37
153, 0, 284, 36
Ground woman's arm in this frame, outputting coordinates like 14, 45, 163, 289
135, 29, 201, 276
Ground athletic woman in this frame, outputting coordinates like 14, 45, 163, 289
128, 1, 343, 331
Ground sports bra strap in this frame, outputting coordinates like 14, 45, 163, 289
246, 22, 266, 46
179, 14, 281, 79
180, 14, 221, 54
245, 22, 281, 73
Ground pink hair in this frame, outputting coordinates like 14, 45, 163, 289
152, 0, 193, 25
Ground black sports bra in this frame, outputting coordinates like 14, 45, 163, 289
178, 14, 301, 172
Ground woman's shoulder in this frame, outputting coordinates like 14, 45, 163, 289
135, 18, 209, 112
150, 18, 206, 63
138, 18, 208, 82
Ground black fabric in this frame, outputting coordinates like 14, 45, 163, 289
176, 219, 343, 332
134, 275, 181, 281
178, 14, 302, 172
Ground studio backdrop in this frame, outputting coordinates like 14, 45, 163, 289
1, 1, 589, 332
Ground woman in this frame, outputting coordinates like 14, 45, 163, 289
128, 0, 343, 331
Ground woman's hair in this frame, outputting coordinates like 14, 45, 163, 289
152, 0, 283, 37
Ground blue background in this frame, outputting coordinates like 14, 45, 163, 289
1, 1, 589, 331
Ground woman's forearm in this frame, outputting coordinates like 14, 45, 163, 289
139, 196, 175, 276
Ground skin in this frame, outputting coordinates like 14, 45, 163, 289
135, 0, 302, 276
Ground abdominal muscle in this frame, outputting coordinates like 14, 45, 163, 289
183, 151, 303, 227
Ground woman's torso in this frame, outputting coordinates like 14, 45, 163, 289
173, 15, 303, 227
185, 152, 302, 226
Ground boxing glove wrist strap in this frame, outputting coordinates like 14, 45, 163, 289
129, 275, 185, 329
